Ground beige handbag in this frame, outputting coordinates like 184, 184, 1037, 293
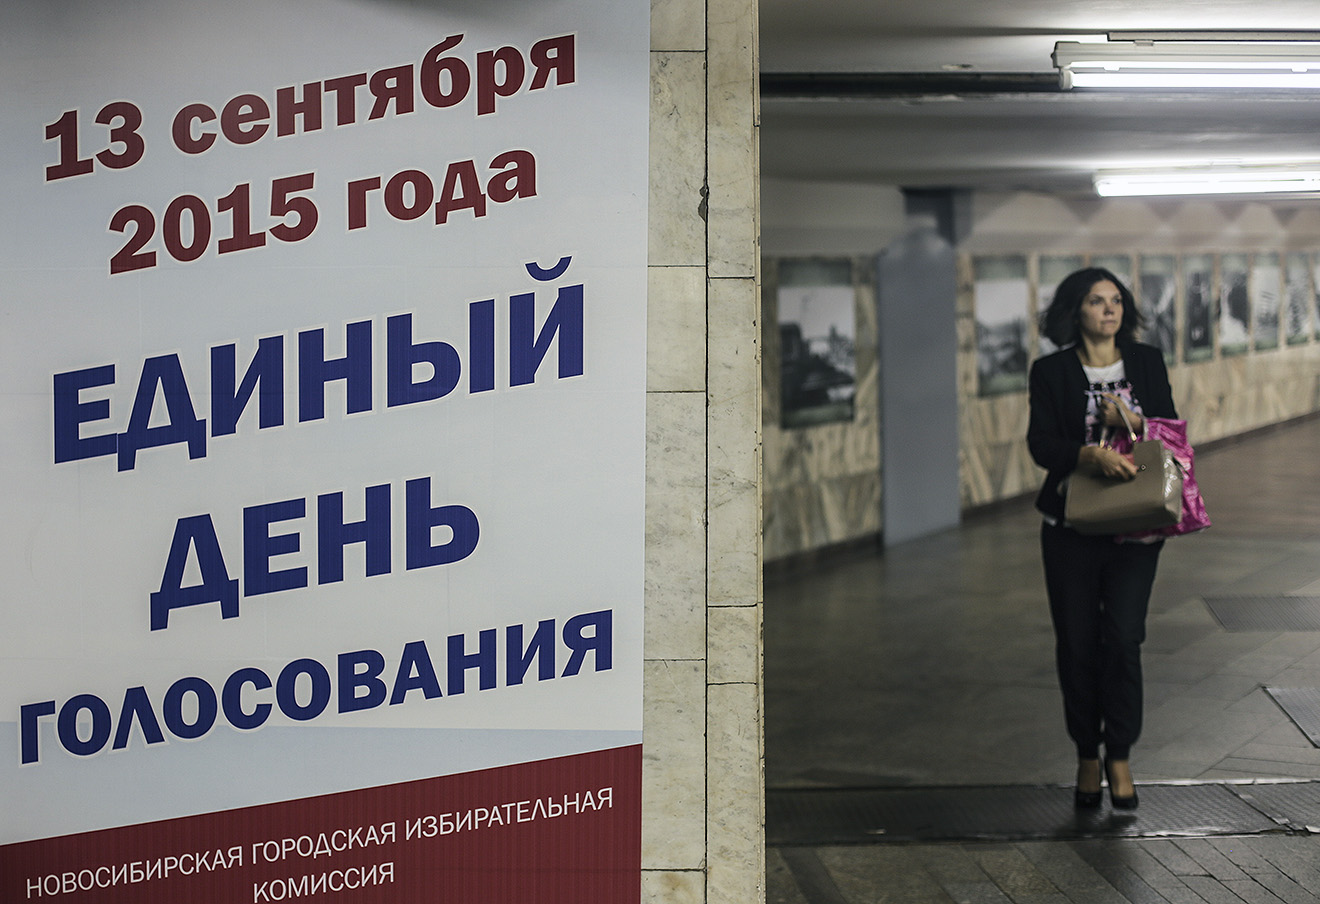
1064, 409, 1183, 536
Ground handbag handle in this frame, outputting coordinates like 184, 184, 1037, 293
1102, 395, 1139, 445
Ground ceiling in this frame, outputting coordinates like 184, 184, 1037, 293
758, 0, 1320, 197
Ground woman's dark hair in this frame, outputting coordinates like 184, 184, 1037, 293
1040, 266, 1145, 348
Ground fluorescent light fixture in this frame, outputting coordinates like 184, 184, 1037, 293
1094, 166, 1320, 197
1054, 40, 1320, 89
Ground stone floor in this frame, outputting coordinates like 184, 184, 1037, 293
765, 416, 1320, 903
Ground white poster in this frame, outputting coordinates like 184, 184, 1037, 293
973, 256, 1029, 396
1, 1, 647, 901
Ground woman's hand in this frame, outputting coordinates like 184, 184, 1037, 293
1099, 393, 1143, 435
1078, 444, 1138, 480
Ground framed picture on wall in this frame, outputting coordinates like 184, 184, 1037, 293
1037, 254, 1084, 356
1252, 252, 1281, 351
777, 259, 857, 428
973, 255, 1030, 396
1183, 254, 1214, 363
1285, 252, 1313, 345
1137, 254, 1177, 362
1090, 253, 1134, 288
1313, 252, 1320, 341
1220, 253, 1250, 356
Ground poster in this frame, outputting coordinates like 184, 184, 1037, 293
1252, 252, 1281, 351
973, 256, 1029, 396
777, 260, 856, 428
1220, 253, 1251, 356
1313, 253, 1320, 342
1036, 254, 1084, 356
0, 1, 647, 901
1089, 254, 1133, 287
1137, 254, 1176, 362
1183, 254, 1214, 363
1285, 252, 1312, 345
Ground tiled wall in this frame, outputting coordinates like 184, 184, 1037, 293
645, 0, 763, 902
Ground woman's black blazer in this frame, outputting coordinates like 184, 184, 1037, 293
1026, 342, 1178, 521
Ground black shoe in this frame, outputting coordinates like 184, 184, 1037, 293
1110, 788, 1139, 810
1074, 759, 1102, 808
1074, 787, 1102, 809
1104, 758, 1139, 810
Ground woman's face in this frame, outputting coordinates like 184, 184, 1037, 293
1077, 279, 1123, 343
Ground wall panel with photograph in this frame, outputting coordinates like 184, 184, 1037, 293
1309, 250, 1320, 343
1183, 254, 1214, 363
973, 255, 1030, 396
1313, 252, 1320, 342
1036, 254, 1084, 356
1252, 252, 1281, 351
1138, 254, 1177, 362
1286, 252, 1315, 345
1219, 252, 1250, 356
1311, 252, 1320, 343
1090, 254, 1133, 287
777, 258, 857, 428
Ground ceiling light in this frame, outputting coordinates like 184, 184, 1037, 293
1054, 40, 1320, 89
1093, 166, 1320, 197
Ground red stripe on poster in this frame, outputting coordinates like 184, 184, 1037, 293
2, 745, 641, 904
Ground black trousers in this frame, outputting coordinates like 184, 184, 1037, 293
1040, 522, 1163, 761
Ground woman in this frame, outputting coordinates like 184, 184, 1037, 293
1027, 267, 1177, 811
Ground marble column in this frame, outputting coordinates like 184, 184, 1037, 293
645, 0, 763, 901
